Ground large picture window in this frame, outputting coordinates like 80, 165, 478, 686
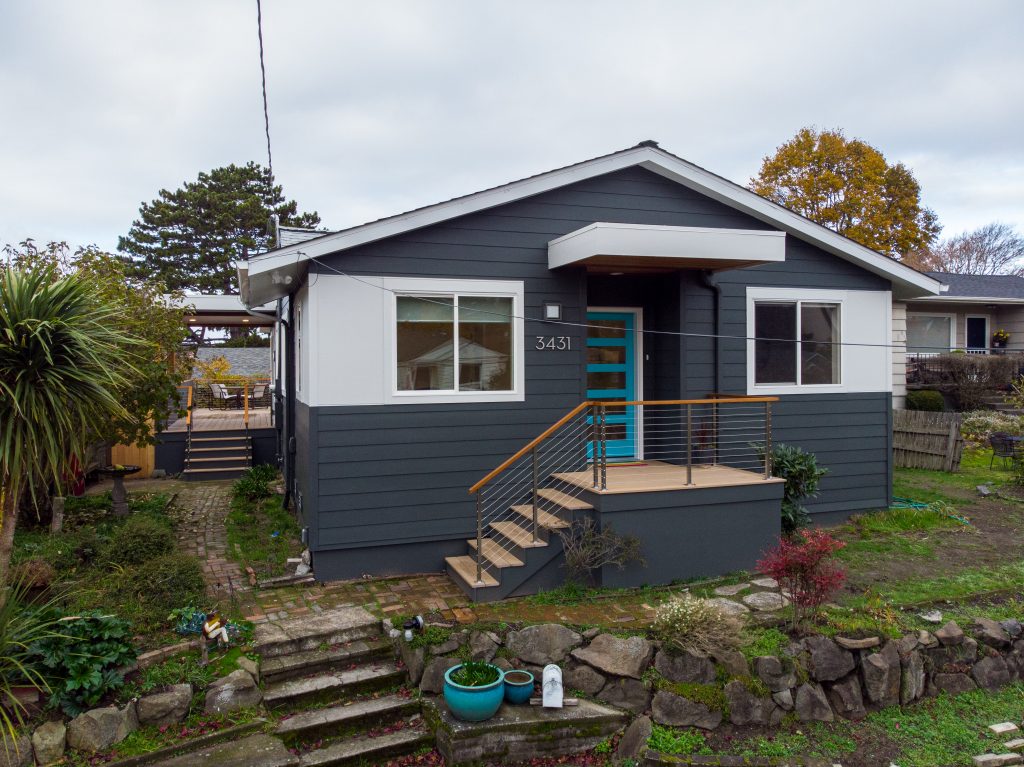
396, 294, 514, 392
754, 301, 840, 386
906, 314, 953, 355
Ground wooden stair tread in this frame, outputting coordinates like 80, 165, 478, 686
188, 446, 252, 452
445, 556, 498, 587
187, 456, 249, 463
183, 465, 250, 473
536, 487, 593, 510
466, 538, 524, 568
510, 504, 570, 529
489, 521, 548, 548
189, 436, 251, 442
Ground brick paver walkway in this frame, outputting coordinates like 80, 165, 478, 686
171, 480, 252, 602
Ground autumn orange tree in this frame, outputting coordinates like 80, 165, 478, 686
750, 127, 940, 259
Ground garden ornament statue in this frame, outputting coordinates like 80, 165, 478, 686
200, 612, 230, 664
542, 664, 563, 708
402, 615, 424, 642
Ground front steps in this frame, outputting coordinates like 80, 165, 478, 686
255, 608, 430, 767
446, 486, 589, 602
183, 431, 252, 481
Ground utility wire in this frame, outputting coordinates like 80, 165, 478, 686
256, 0, 273, 178
306, 254, 957, 353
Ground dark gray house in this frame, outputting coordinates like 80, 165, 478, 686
237, 142, 942, 601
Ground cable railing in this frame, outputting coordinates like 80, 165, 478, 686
466, 395, 779, 586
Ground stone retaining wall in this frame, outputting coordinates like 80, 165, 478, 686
398, 616, 1024, 755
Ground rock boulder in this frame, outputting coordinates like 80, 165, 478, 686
794, 683, 833, 722
651, 690, 722, 730
804, 636, 855, 682
596, 678, 651, 713
205, 669, 262, 714
653, 649, 715, 684
67, 704, 138, 753
506, 624, 581, 665
31, 722, 64, 766
572, 634, 653, 679
137, 684, 192, 727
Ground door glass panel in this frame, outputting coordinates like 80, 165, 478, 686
603, 424, 627, 441
587, 346, 627, 364
589, 320, 626, 338
588, 371, 627, 390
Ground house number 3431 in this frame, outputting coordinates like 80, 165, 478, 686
535, 336, 573, 350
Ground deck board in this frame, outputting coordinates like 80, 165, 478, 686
553, 460, 783, 494
165, 407, 272, 432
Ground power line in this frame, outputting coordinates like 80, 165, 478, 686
256, 0, 273, 178
306, 255, 953, 353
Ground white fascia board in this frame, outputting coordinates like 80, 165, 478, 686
907, 295, 1024, 305
244, 145, 943, 301
547, 222, 785, 269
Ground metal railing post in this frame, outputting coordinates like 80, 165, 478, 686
600, 404, 608, 491
764, 401, 773, 479
475, 492, 485, 585
531, 447, 539, 544
592, 404, 600, 489
711, 401, 719, 466
686, 403, 694, 486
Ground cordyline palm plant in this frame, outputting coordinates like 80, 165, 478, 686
0, 267, 136, 587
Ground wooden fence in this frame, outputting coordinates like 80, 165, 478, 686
893, 409, 964, 472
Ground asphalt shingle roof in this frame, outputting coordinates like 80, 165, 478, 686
927, 272, 1024, 299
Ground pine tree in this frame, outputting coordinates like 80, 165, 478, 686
119, 162, 320, 293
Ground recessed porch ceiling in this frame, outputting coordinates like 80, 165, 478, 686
547, 222, 786, 273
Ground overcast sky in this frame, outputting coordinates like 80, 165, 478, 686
2, 1, 1022, 254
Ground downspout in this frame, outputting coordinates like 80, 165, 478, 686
700, 270, 724, 394
279, 298, 296, 510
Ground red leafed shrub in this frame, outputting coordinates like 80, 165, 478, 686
757, 529, 846, 630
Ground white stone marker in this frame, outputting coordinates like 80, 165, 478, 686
542, 664, 563, 708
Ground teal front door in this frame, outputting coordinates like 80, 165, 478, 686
587, 310, 638, 460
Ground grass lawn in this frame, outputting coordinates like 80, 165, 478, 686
225, 493, 303, 579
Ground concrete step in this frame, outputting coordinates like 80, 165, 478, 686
255, 607, 380, 658
298, 723, 431, 767
261, 638, 393, 684
275, 694, 418, 745
151, 734, 297, 767
263, 663, 405, 710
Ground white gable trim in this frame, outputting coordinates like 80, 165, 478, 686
242, 145, 942, 302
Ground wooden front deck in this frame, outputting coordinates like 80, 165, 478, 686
165, 407, 273, 433
553, 459, 783, 494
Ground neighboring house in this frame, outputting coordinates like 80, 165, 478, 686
237, 141, 942, 601
893, 273, 1024, 407
194, 347, 272, 379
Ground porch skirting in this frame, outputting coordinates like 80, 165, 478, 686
589, 480, 784, 590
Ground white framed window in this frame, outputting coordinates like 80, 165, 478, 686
906, 313, 954, 356
389, 278, 525, 404
746, 287, 891, 396
395, 294, 515, 393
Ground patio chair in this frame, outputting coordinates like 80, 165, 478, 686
989, 432, 1021, 469
247, 384, 267, 406
210, 383, 236, 410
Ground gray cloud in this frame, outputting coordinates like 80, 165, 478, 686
1, 0, 1021, 253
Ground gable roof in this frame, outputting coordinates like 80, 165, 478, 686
921, 272, 1024, 302
239, 142, 943, 305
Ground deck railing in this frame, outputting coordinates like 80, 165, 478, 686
465, 395, 778, 587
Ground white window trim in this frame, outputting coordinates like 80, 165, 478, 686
386, 277, 525, 404
746, 287, 848, 396
906, 311, 956, 356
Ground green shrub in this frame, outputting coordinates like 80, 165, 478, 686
906, 390, 944, 411
647, 724, 712, 756
134, 553, 207, 616
102, 515, 174, 566
764, 444, 828, 534
32, 612, 137, 716
232, 466, 274, 501
449, 661, 500, 687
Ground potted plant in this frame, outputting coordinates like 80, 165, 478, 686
443, 661, 505, 721
503, 669, 535, 704
993, 329, 1010, 349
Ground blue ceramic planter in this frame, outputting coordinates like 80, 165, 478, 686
503, 669, 535, 704
443, 664, 506, 722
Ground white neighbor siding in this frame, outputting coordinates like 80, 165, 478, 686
892, 300, 907, 409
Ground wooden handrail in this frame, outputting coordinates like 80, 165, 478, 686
185, 385, 193, 428
467, 394, 777, 495
243, 381, 249, 429
468, 402, 591, 494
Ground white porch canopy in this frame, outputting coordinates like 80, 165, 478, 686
547, 223, 787, 272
